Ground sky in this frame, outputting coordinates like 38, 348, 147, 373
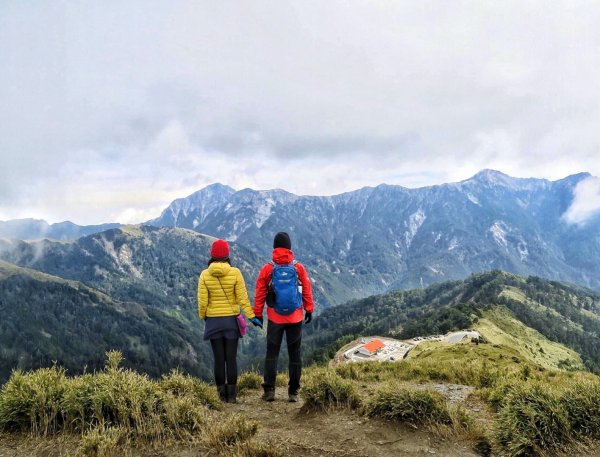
2, 1, 600, 225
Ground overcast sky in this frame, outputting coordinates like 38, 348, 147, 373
2, 1, 600, 225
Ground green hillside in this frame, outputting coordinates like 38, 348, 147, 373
303, 270, 600, 373
0, 226, 272, 376
474, 307, 584, 371
405, 307, 584, 373
0, 261, 213, 383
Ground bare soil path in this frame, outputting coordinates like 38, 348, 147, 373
228, 388, 480, 457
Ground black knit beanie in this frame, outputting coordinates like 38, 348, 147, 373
273, 232, 292, 250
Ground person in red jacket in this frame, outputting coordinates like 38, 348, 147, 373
254, 232, 315, 402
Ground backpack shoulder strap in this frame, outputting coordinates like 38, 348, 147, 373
269, 260, 297, 267
216, 277, 239, 316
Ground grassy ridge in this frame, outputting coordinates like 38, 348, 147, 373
0, 352, 280, 457
304, 271, 600, 374
475, 307, 584, 371
301, 339, 600, 456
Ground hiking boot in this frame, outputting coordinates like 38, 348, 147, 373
217, 385, 227, 402
288, 393, 298, 403
262, 387, 275, 402
226, 384, 237, 403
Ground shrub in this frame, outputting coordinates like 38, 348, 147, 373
160, 369, 221, 410
237, 372, 263, 393
162, 395, 209, 439
83, 369, 166, 438
0, 352, 282, 455
0, 366, 68, 435
561, 380, 600, 440
61, 373, 100, 432
203, 414, 258, 448
0, 352, 218, 442
481, 380, 518, 412
366, 385, 452, 426
301, 368, 362, 411
275, 373, 288, 388
495, 383, 571, 456
240, 439, 286, 457
333, 358, 504, 389
79, 426, 127, 457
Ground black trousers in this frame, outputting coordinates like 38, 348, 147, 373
210, 337, 239, 386
264, 321, 302, 394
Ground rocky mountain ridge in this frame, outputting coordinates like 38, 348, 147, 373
148, 170, 600, 300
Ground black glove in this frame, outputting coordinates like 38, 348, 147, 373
255, 316, 263, 326
304, 312, 312, 324
250, 317, 263, 328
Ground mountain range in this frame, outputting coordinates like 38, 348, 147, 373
3, 170, 600, 307
0, 219, 120, 241
148, 170, 600, 302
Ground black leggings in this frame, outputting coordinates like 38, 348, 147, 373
210, 337, 239, 386
264, 321, 302, 393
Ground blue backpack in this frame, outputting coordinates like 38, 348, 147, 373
269, 261, 302, 315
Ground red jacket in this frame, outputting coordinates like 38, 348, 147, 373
254, 248, 315, 324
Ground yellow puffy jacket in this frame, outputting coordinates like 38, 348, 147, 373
198, 261, 255, 320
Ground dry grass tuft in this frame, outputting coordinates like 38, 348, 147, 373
365, 385, 452, 425
301, 367, 362, 411
237, 371, 263, 394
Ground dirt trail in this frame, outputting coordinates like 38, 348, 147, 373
228, 388, 480, 457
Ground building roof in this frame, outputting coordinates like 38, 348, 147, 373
363, 339, 384, 354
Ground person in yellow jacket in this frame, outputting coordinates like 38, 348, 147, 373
198, 239, 262, 403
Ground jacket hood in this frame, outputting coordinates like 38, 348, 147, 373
272, 247, 294, 265
208, 261, 231, 277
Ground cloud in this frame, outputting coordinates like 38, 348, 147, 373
111, 206, 166, 225
2, 1, 600, 224
563, 177, 600, 224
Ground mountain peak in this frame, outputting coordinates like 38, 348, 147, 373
186, 183, 236, 199
149, 183, 236, 228
557, 172, 592, 186
202, 183, 236, 192
471, 169, 513, 183
463, 169, 552, 190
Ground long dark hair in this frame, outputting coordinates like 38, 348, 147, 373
208, 257, 231, 266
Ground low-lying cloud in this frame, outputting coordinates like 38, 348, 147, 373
563, 177, 600, 225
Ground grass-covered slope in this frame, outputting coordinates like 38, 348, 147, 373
0, 261, 213, 383
2, 344, 599, 456
474, 308, 584, 371
303, 270, 600, 373
408, 306, 587, 372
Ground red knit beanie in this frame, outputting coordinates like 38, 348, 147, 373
210, 239, 230, 259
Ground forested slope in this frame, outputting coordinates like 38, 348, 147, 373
303, 271, 600, 372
